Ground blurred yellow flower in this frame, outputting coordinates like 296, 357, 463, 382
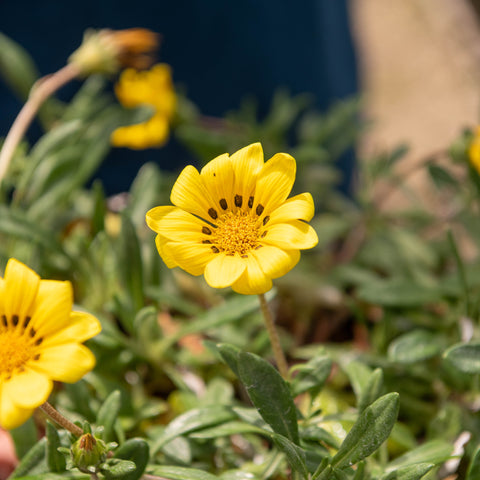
69, 28, 159, 75
111, 64, 176, 149
146, 143, 318, 294
0, 259, 101, 429
469, 127, 480, 173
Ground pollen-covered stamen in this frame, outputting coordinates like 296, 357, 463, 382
212, 211, 261, 255
0, 318, 43, 380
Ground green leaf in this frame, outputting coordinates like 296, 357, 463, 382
332, 392, 399, 468
357, 368, 384, 412
189, 421, 268, 439
290, 354, 332, 397
387, 440, 453, 469
147, 466, 220, 480
151, 406, 236, 454
428, 164, 457, 190
46, 422, 66, 472
389, 331, 442, 364
382, 464, 434, 480
96, 390, 122, 443
272, 433, 309, 479
357, 279, 439, 307
237, 351, 300, 444
102, 460, 136, 479
9, 438, 47, 479
466, 445, 480, 480
312, 458, 332, 480
341, 360, 373, 402
0, 33, 39, 100
10, 418, 38, 459
215, 342, 242, 377
443, 342, 480, 374
109, 438, 149, 480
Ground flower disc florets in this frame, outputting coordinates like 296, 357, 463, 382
146, 142, 318, 294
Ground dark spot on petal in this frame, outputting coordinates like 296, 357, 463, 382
248, 196, 254, 208
256, 204, 264, 216
12, 315, 19, 326
213, 173, 216, 177
261, 231, 267, 238
6, 375, 11, 381
211, 246, 220, 253
202, 226, 212, 235
33, 354, 41, 361
234, 195, 243, 207
226, 253, 235, 256
241, 254, 249, 258
35, 337, 43, 346
208, 208, 218, 220
219, 198, 228, 210
29, 327, 36, 337
263, 216, 270, 226
255, 245, 263, 250
202, 240, 212, 244
2, 315, 7, 327
23, 316, 31, 329
19, 367, 25, 373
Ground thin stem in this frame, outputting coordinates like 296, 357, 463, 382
39, 401, 83, 437
0, 63, 80, 184
258, 293, 289, 379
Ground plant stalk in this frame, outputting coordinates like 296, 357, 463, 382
258, 293, 289, 379
0, 63, 80, 184
39, 401, 83, 437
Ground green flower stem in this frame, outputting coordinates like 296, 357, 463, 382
39, 401, 83, 437
258, 293, 289, 379
0, 63, 80, 184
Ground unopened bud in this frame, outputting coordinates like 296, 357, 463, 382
71, 433, 108, 473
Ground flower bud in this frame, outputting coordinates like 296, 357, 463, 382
71, 433, 108, 473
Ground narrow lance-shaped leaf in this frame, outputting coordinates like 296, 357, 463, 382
96, 390, 122, 443
46, 421, 66, 473
237, 351, 300, 444
332, 392, 399, 468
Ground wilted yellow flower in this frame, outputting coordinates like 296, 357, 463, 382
69, 28, 159, 76
146, 143, 318, 294
111, 64, 176, 149
0, 259, 101, 429
469, 127, 480, 173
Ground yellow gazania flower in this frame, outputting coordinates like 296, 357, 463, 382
111, 64, 176, 149
0, 259, 101, 430
469, 127, 480, 173
146, 143, 318, 295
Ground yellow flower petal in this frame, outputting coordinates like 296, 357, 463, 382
200, 153, 235, 211
262, 221, 318, 250
268, 193, 315, 224
254, 152, 296, 215
33, 344, 96, 383
204, 253, 246, 288
4, 368, 52, 409
230, 143, 264, 203
0, 386, 33, 430
252, 245, 300, 279
42, 311, 101, 347
31, 280, 73, 337
167, 241, 215, 276
147, 206, 210, 242
110, 113, 169, 149
171, 165, 217, 220
231, 255, 272, 295
3, 259, 40, 320
155, 236, 179, 268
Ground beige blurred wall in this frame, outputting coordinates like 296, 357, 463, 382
349, 0, 480, 208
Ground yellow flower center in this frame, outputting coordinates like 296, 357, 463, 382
213, 211, 261, 256
0, 316, 42, 380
